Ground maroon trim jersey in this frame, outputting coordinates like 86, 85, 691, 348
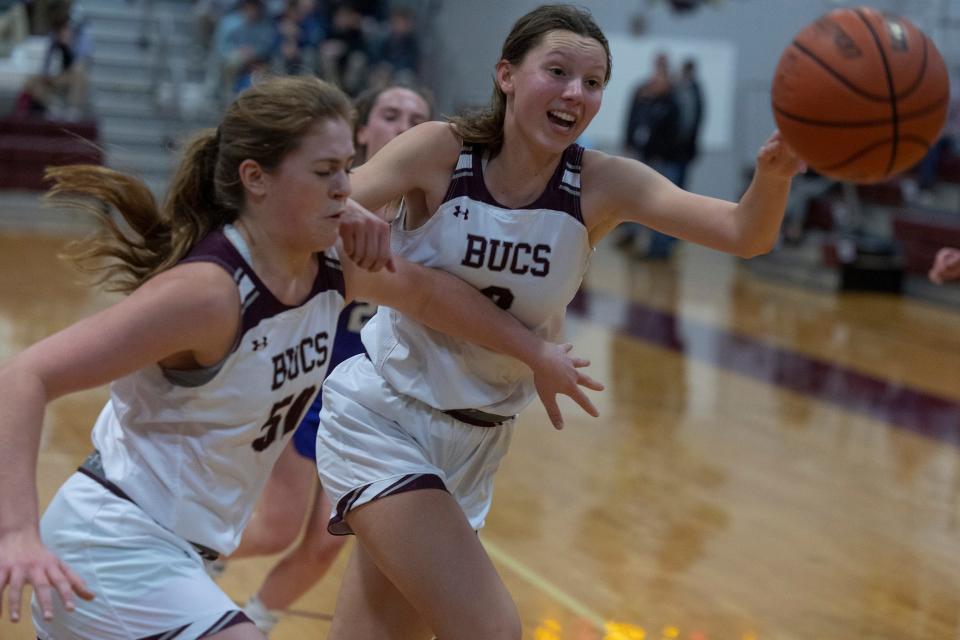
91, 227, 345, 555
361, 143, 592, 415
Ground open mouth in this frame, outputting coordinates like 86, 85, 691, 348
547, 110, 577, 130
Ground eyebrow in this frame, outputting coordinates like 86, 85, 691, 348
311, 156, 355, 164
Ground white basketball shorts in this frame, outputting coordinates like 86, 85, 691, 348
316, 354, 515, 535
33, 472, 251, 640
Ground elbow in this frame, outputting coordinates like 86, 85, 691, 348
735, 236, 777, 259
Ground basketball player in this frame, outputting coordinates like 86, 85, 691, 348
314, 5, 805, 639
929, 247, 960, 284
225, 84, 434, 635
0, 76, 600, 639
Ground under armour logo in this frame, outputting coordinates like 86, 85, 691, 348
453, 205, 469, 220
252, 337, 268, 351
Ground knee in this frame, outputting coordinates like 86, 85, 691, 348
301, 528, 348, 564
251, 520, 302, 555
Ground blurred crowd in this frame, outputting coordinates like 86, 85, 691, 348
0, 0, 424, 121
199, 0, 422, 106
0, 0, 91, 120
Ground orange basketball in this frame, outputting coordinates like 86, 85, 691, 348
772, 6, 949, 183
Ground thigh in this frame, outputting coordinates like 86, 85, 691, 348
34, 474, 248, 640
328, 542, 431, 640
343, 489, 520, 640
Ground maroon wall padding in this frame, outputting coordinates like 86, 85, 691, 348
0, 116, 102, 190
894, 210, 960, 274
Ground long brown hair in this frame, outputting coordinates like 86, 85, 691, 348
448, 4, 612, 157
47, 76, 353, 293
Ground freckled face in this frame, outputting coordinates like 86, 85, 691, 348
263, 117, 354, 251
498, 30, 607, 153
356, 87, 431, 159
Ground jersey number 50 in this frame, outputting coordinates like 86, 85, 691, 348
252, 385, 317, 452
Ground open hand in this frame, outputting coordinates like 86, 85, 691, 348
532, 343, 604, 430
0, 528, 94, 623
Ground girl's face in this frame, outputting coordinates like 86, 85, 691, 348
257, 117, 354, 252
356, 87, 431, 158
498, 30, 607, 154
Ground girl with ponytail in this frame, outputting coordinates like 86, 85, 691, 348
0, 75, 596, 639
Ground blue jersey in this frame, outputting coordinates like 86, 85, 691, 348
293, 300, 376, 460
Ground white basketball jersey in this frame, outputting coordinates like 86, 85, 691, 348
92, 228, 345, 555
363, 143, 592, 415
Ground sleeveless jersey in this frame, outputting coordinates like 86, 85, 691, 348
91, 228, 345, 555
362, 143, 592, 416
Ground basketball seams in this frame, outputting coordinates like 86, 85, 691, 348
820, 136, 931, 173
790, 40, 888, 102
854, 7, 898, 176
773, 94, 947, 128
894, 34, 928, 101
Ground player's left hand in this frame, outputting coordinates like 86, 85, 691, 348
532, 343, 605, 430
756, 130, 806, 180
338, 199, 396, 273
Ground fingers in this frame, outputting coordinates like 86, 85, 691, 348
0, 566, 6, 619
33, 579, 53, 620
578, 372, 605, 392
339, 224, 356, 261
7, 568, 23, 622
360, 224, 379, 270
342, 219, 392, 272
61, 562, 94, 602
569, 388, 600, 418
540, 393, 564, 430
370, 226, 392, 272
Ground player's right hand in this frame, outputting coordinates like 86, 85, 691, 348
929, 247, 960, 284
532, 343, 604, 430
338, 198, 396, 273
0, 527, 94, 623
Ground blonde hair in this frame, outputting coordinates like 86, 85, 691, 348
48, 76, 353, 293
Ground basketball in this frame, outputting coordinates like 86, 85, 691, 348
771, 6, 949, 183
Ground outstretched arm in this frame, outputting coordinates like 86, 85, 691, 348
586, 130, 805, 256
342, 253, 604, 429
0, 263, 239, 623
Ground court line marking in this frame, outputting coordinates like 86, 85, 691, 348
482, 536, 607, 632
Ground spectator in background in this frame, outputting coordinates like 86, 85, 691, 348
207, 0, 276, 103
368, 6, 420, 86
673, 58, 703, 190
274, 0, 325, 75
619, 51, 681, 258
318, 1, 369, 95
929, 247, 960, 284
193, 0, 236, 53
0, 0, 28, 57
18, 5, 92, 119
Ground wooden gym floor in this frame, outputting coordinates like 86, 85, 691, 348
0, 226, 958, 640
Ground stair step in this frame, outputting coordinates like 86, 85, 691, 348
108, 148, 179, 174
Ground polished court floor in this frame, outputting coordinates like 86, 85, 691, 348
1, 225, 958, 640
